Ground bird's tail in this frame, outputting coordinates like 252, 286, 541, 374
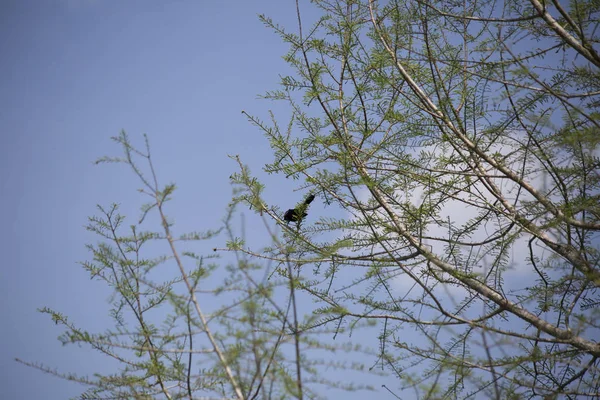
304, 194, 315, 205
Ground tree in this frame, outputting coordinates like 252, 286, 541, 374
18, 132, 374, 399
232, 0, 600, 398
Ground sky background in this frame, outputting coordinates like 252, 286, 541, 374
0, 1, 341, 398
3, 1, 597, 399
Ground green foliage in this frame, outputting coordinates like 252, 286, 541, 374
234, 0, 600, 398
21, 1, 600, 399
21, 131, 375, 400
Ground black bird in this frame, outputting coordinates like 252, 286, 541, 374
283, 194, 315, 223
283, 208, 307, 222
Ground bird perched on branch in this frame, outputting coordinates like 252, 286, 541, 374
284, 193, 315, 223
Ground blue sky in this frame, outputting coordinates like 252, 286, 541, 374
4, 1, 596, 399
1, 1, 336, 398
